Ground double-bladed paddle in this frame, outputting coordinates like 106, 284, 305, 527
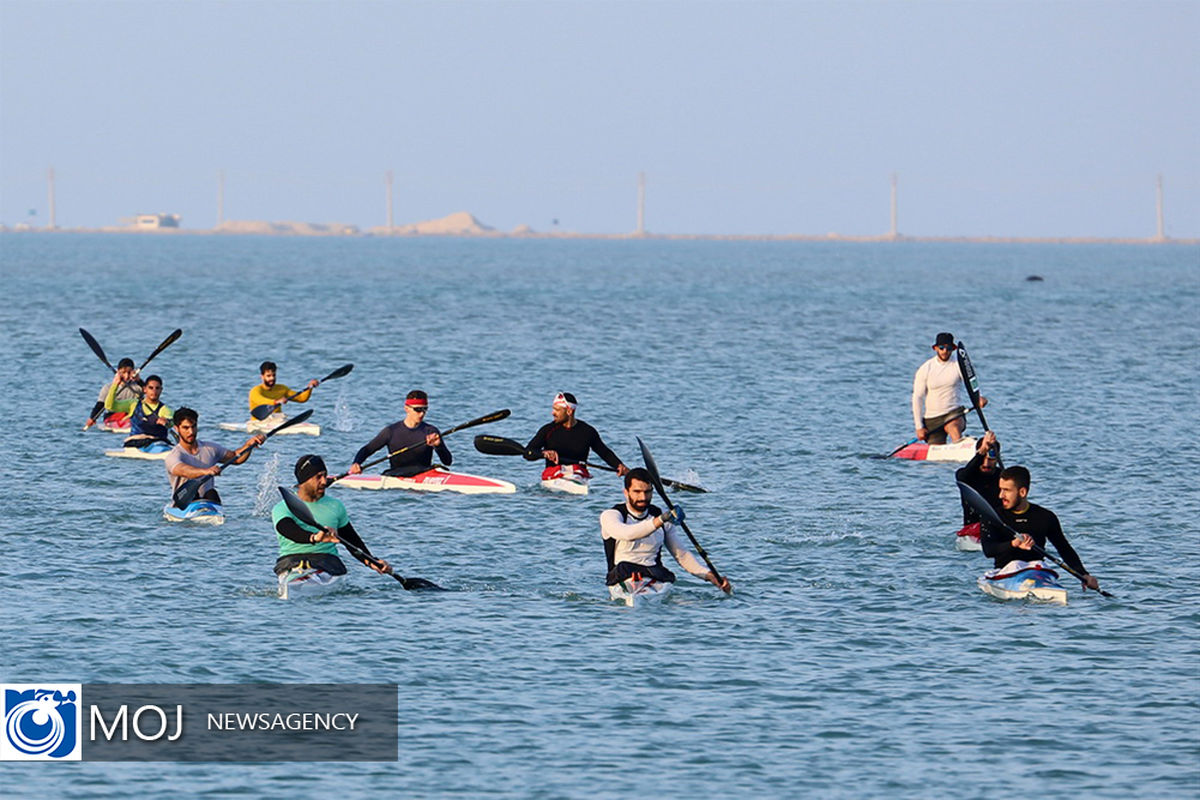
172, 410, 314, 507
473, 434, 710, 493
636, 436, 730, 593
957, 480, 1113, 598
250, 363, 354, 420
332, 409, 511, 481
277, 486, 444, 591
80, 328, 116, 373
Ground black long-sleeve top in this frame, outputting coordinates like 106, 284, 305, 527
955, 452, 1001, 525
980, 501, 1088, 576
524, 420, 622, 469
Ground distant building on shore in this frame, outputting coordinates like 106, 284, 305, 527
129, 213, 182, 229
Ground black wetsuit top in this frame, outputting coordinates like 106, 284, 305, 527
981, 501, 1087, 575
353, 420, 452, 477
524, 420, 621, 469
955, 451, 1001, 525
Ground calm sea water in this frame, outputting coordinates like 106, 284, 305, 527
1, 234, 1198, 797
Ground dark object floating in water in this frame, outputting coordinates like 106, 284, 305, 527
1026, 275, 1044, 282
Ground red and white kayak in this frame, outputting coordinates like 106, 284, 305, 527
99, 413, 131, 434
540, 464, 590, 495
892, 436, 976, 462
334, 466, 516, 495
955, 522, 982, 552
978, 560, 1067, 605
608, 577, 672, 607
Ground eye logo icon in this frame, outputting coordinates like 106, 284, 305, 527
1, 684, 82, 761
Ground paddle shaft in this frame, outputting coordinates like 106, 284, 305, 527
954, 342, 1005, 469
336, 409, 511, 480
636, 437, 727, 590
473, 435, 707, 492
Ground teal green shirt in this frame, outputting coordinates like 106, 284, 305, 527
271, 496, 347, 558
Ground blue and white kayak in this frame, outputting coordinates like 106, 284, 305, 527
105, 440, 172, 460
608, 577, 672, 607
162, 500, 225, 526
978, 560, 1067, 605
278, 568, 346, 600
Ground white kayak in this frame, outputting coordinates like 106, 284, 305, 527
218, 415, 321, 436
278, 568, 346, 600
892, 436, 977, 462
105, 440, 172, 460
608, 577, 672, 607
162, 500, 225, 525
334, 466, 516, 495
978, 560, 1067, 605
540, 464, 590, 495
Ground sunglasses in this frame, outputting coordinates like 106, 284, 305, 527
935, 344, 953, 351
409, 406, 428, 413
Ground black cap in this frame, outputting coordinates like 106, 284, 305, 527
294, 454, 327, 484
934, 332, 955, 347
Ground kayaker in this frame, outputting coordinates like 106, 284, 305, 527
123, 375, 174, 449
348, 390, 452, 477
911, 332, 985, 444
165, 407, 264, 507
601, 468, 730, 592
981, 465, 1102, 592
83, 357, 143, 429
248, 360, 319, 416
272, 454, 390, 578
954, 431, 1002, 527
525, 392, 628, 483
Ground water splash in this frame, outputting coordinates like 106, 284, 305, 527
253, 452, 282, 517
332, 387, 356, 432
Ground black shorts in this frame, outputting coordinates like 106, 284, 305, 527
923, 406, 966, 445
606, 561, 677, 586
274, 552, 348, 576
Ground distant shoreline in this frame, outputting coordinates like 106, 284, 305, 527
2, 227, 1195, 245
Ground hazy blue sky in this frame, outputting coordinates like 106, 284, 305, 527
2, 0, 1197, 237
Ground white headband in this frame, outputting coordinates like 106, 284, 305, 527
552, 393, 577, 411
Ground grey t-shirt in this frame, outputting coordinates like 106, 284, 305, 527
164, 441, 233, 497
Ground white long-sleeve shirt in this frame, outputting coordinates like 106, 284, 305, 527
599, 504, 709, 578
912, 353, 967, 428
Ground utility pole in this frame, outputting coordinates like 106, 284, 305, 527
1154, 174, 1165, 242
217, 170, 225, 228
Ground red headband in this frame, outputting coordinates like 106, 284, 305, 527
405, 398, 428, 408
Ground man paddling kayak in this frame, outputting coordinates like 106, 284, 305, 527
164, 408, 264, 507
348, 390, 452, 477
912, 332, 985, 444
982, 465, 1102, 592
525, 392, 628, 483
954, 431, 1002, 523
273, 455, 390, 580
249, 360, 319, 415
600, 468, 731, 593
84, 357, 143, 429
123, 375, 174, 449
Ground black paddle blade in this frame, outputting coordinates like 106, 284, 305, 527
278, 485, 321, 528
473, 435, 528, 456
398, 576, 446, 591
319, 363, 354, 382
140, 329, 182, 370
445, 409, 511, 436
80, 328, 115, 372
957, 481, 1011, 534
662, 477, 708, 494
250, 403, 278, 421
635, 436, 672, 505
173, 476, 207, 508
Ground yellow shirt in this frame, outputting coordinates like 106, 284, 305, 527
249, 383, 312, 412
